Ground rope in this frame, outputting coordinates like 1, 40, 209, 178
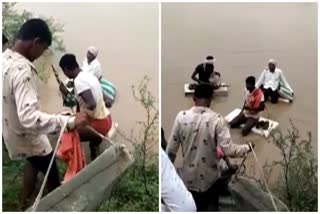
86, 125, 115, 147
249, 143, 278, 211
30, 121, 68, 212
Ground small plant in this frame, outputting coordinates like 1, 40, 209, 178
100, 75, 159, 211
245, 120, 317, 211
2, 2, 65, 82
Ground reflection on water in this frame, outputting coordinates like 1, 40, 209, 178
162, 3, 317, 179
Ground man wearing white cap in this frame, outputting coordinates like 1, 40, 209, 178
191, 55, 221, 89
256, 59, 294, 104
82, 46, 102, 80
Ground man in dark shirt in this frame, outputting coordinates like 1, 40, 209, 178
191, 55, 221, 89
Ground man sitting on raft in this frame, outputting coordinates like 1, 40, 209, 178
191, 55, 221, 89
59, 54, 112, 160
230, 76, 265, 136
256, 59, 294, 103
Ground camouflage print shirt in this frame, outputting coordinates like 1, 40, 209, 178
166, 106, 250, 192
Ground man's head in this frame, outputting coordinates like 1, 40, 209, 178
193, 84, 214, 107
15, 19, 52, 62
246, 76, 256, 92
59, 54, 80, 79
205, 55, 215, 69
268, 59, 277, 72
87, 46, 98, 63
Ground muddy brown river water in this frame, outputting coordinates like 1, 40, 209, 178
161, 3, 317, 181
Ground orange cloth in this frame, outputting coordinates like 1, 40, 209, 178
57, 131, 85, 182
246, 88, 263, 109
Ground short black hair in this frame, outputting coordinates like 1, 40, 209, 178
59, 54, 79, 70
3, 34, 8, 45
16, 18, 52, 46
246, 76, 256, 85
194, 84, 214, 99
206, 55, 214, 60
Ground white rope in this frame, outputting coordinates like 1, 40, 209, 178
86, 125, 115, 147
30, 121, 68, 212
30, 122, 114, 211
249, 143, 278, 212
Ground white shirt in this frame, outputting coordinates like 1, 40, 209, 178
74, 71, 109, 119
82, 58, 102, 80
161, 149, 196, 212
2, 49, 69, 160
256, 67, 293, 92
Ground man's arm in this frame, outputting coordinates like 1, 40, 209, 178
215, 116, 250, 157
166, 114, 181, 163
14, 71, 74, 134
255, 70, 266, 88
191, 66, 200, 83
161, 149, 196, 212
93, 63, 103, 80
191, 64, 207, 84
79, 90, 97, 110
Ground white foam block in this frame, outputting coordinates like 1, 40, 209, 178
224, 108, 279, 138
184, 83, 229, 96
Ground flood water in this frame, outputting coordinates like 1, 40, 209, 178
161, 3, 318, 180
15, 3, 159, 150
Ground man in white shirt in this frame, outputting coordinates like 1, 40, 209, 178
2, 19, 88, 209
59, 54, 112, 160
256, 59, 293, 104
161, 149, 197, 212
82, 46, 102, 80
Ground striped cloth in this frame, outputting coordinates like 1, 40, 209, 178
63, 88, 77, 108
278, 82, 294, 101
100, 79, 116, 102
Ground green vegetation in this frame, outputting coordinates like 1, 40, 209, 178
100, 76, 159, 211
246, 121, 317, 211
267, 121, 318, 211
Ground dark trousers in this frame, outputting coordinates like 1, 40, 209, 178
260, 85, 279, 103
229, 112, 259, 136
190, 179, 225, 211
27, 152, 60, 192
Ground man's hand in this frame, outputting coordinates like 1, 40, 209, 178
74, 112, 89, 128
217, 146, 224, 159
